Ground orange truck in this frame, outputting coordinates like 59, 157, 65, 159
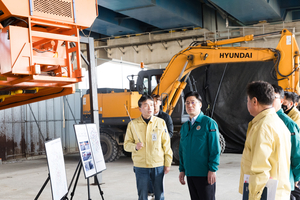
82, 29, 300, 163
0, 0, 97, 110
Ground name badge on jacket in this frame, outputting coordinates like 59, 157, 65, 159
152, 133, 157, 141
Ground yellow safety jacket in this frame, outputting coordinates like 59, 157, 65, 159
287, 107, 300, 127
239, 108, 291, 200
124, 116, 173, 168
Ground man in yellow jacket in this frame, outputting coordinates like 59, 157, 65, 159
283, 91, 300, 126
124, 94, 173, 200
239, 81, 291, 200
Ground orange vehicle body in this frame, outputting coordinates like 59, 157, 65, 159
82, 89, 141, 124
0, 0, 97, 109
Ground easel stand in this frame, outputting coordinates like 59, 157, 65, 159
34, 174, 50, 200
35, 174, 68, 200
67, 160, 104, 200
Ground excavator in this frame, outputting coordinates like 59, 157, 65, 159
82, 29, 300, 163
0, 0, 97, 110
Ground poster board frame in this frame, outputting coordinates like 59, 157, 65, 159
86, 123, 106, 173
74, 123, 106, 178
45, 138, 68, 200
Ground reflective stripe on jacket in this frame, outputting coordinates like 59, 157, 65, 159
124, 116, 173, 168
239, 108, 291, 200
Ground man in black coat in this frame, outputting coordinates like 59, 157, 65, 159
152, 94, 174, 138
146, 94, 174, 199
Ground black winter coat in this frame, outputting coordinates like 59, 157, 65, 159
156, 109, 173, 138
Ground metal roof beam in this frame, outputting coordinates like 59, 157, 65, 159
280, 0, 300, 21
209, 0, 282, 24
98, 0, 202, 29
85, 5, 159, 37
292, 10, 300, 21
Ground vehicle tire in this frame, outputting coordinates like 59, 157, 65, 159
122, 148, 132, 157
100, 132, 119, 162
114, 145, 123, 160
219, 133, 226, 154
171, 136, 180, 165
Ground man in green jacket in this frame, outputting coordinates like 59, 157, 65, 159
273, 85, 300, 200
179, 91, 221, 200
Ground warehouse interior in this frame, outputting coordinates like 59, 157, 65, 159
1, 0, 300, 199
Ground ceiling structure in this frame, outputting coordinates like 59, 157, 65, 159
83, 0, 300, 39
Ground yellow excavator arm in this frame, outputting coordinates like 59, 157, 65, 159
153, 29, 300, 115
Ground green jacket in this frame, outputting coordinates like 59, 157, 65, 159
277, 108, 300, 190
179, 112, 220, 176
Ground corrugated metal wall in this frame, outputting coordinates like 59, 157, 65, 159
0, 90, 84, 161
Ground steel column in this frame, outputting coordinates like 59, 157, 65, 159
80, 36, 102, 184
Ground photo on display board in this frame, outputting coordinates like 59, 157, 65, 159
80, 141, 90, 151
74, 124, 106, 178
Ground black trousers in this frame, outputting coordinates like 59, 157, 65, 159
187, 176, 216, 200
291, 186, 300, 200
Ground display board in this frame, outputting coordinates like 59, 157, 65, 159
45, 138, 68, 200
74, 124, 106, 178
86, 124, 106, 172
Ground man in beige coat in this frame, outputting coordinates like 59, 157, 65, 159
283, 91, 300, 126
239, 81, 291, 200
124, 94, 173, 200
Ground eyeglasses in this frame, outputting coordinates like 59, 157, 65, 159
185, 101, 199, 105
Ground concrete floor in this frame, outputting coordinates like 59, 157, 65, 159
0, 153, 243, 200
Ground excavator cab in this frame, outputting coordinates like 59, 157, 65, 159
132, 69, 164, 95
128, 68, 191, 124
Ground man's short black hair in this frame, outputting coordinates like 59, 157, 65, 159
247, 81, 274, 105
284, 91, 295, 103
151, 94, 161, 101
272, 84, 284, 99
292, 92, 300, 103
184, 91, 202, 102
138, 94, 153, 107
